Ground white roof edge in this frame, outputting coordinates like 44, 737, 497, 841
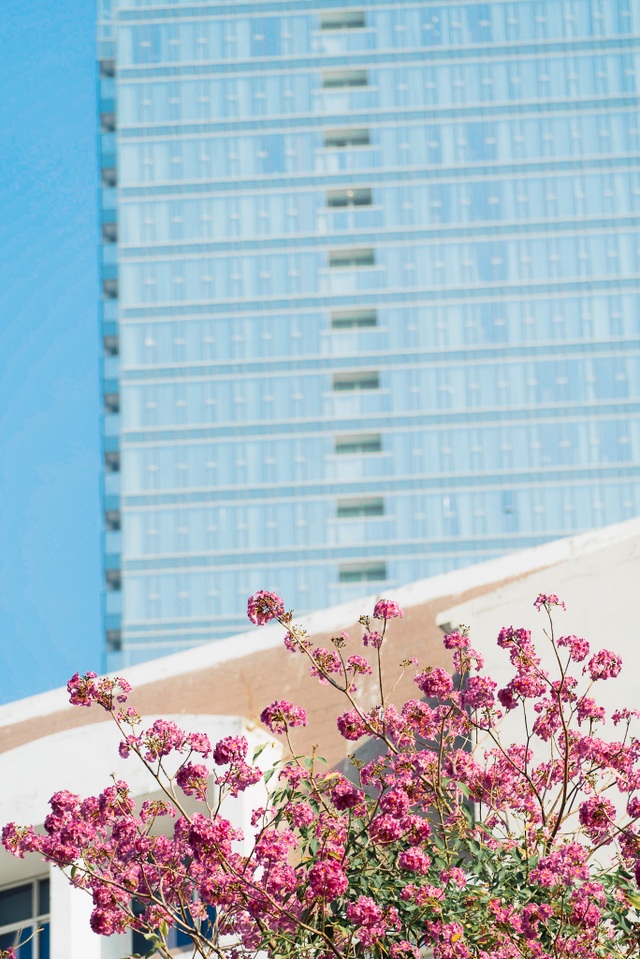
2, 518, 640, 729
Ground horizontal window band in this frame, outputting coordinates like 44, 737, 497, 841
118, 340, 640, 384
116, 274, 640, 319
118, 526, 603, 574
117, 213, 640, 260
118, 154, 640, 199
118, 398, 640, 446
117, 462, 640, 511
114, 33, 640, 75
118, 93, 640, 140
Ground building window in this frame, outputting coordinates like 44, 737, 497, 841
323, 128, 370, 148
337, 497, 384, 518
329, 248, 375, 268
319, 10, 365, 30
106, 569, 121, 591
331, 308, 377, 329
0, 879, 50, 959
103, 335, 119, 357
327, 187, 372, 208
102, 221, 117, 243
335, 434, 382, 454
322, 69, 368, 88
105, 510, 121, 531
132, 902, 217, 956
332, 371, 379, 391
100, 112, 116, 133
105, 450, 120, 472
106, 629, 122, 652
339, 562, 387, 583
104, 393, 120, 414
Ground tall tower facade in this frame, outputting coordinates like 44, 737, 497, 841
98, 0, 640, 668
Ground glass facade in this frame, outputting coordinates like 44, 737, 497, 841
0, 879, 50, 959
98, 0, 640, 668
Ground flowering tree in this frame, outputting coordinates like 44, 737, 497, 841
4, 592, 640, 959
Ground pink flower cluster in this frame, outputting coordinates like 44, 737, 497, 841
534, 593, 567, 611
373, 599, 404, 620
259, 700, 308, 735
5, 591, 640, 959
247, 590, 285, 626
67, 672, 132, 710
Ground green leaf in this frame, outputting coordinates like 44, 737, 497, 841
252, 742, 270, 762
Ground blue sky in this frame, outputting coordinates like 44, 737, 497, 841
0, 1, 103, 701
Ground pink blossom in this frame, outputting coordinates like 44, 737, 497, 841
309, 648, 343, 684
373, 599, 403, 620
331, 779, 365, 812
579, 796, 616, 842
142, 719, 187, 760
414, 666, 454, 698
530, 843, 589, 887
336, 708, 368, 741
255, 828, 297, 863
247, 590, 285, 626
401, 814, 431, 845
185, 731, 212, 756
557, 634, 590, 662
260, 700, 307, 735
67, 671, 98, 706
398, 848, 430, 874
175, 763, 209, 799
279, 763, 306, 788
586, 649, 622, 681
442, 629, 469, 650
346, 895, 382, 926
440, 867, 466, 887
380, 788, 411, 818
67, 673, 132, 710
308, 860, 348, 899
576, 697, 605, 724
461, 675, 496, 709
222, 761, 263, 797
534, 593, 566, 611
362, 631, 382, 648
213, 735, 248, 765
290, 803, 315, 828
369, 814, 403, 844
346, 654, 372, 676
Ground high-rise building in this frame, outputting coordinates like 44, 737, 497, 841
98, 0, 640, 668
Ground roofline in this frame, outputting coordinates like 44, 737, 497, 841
2, 517, 639, 727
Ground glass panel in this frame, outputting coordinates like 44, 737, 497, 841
335, 435, 382, 454
0, 886, 32, 927
322, 68, 367, 88
332, 371, 379, 391
328, 248, 374, 267
338, 563, 387, 583
319, 11, 365, 30
323, 128, 369, 147
337, 498, 384, 518
327, 188, 372, 207
331, 308, 377, 328
38, 923, 50, 959
37, 882, 49, 918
